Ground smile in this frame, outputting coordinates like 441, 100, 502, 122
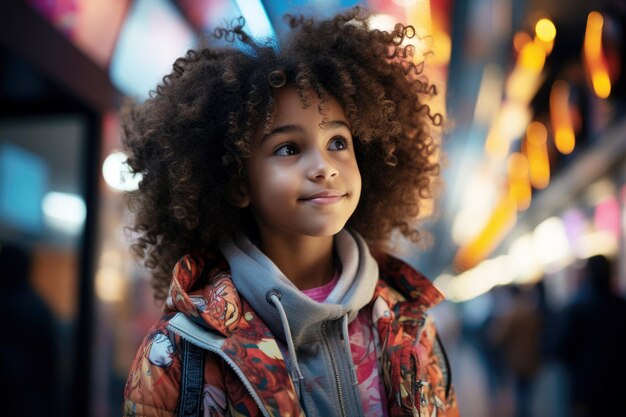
300, 195, 345, 206
299, 191, 347, 205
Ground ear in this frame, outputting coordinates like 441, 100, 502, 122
226, 180, 250, 208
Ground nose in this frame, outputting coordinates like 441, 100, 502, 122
306, 148, 338, 181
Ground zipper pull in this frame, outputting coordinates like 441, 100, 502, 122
417, 379, 429, 406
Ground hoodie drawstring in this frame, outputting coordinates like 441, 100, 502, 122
267, 290, 359, 396
341, 313, 359, 386
267, 290, 304, 395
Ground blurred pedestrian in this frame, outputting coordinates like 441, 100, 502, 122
0, 243, 60, 417
558, 255, 626, 417
490, 285, 542, 417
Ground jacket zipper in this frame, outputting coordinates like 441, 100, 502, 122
412, 316, 428, 417
168, 324, 272, 417
322, 320, 348, 417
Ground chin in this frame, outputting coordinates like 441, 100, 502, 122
303, 221, 347, 238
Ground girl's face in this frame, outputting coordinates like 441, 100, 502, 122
242, 87, 362, 241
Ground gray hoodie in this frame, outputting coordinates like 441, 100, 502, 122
220, 228, 379, 417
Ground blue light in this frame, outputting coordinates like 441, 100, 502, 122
260, 0, 363, 38
0, 142, 47, 234
234, 0, 276, 43
109, 0, 197, 99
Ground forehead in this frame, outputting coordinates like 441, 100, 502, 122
271, 87, 347, 125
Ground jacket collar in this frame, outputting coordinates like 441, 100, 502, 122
164, 248, 444, 337
165, 246, 444, 417
165, 251, 241, 336
372, 251, 445, 311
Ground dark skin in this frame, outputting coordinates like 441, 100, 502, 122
237, 87, 361, 290
121, 9, 442, 299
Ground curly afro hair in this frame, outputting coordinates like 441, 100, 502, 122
122, 7, 442, 299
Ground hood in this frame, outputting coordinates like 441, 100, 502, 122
165, 251, 243, 336
164, 229, 444, 341
219, 228, 379, 346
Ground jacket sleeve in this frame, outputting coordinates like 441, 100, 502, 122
122, 320, 183, 417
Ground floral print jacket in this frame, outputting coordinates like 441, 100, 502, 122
123, 251, 460, 417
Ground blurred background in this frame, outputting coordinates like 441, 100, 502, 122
0, 0, 625, 416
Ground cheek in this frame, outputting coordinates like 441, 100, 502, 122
350, 162, 363, 201
249, 166, 299, 204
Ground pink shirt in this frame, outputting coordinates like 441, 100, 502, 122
302, 274, 389, 417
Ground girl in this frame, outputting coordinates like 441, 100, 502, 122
122, 7, 459, 417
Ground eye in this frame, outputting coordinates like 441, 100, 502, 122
274, 143, 299, 156
329, 136, 349, 151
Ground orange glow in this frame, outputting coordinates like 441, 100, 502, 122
584, 12, 612, 98
454, 195, 517, 271
525, 121, 550, 189
519, 41, 546, 72
508, 153, 532, 211
592, 71, 611, 98
404, 0, 432, 34
584, 12, 604, 60
555, 128, 575, 154
430, 30, 452, 65
526, 121, 547, 145
536, 37, 554, 55
550, 80, 576, 154
535, 18, 556, 42
508, 152, 529, 178
514, 32, 532, 53
535, 18, 556, 54
505, 68, 543, 103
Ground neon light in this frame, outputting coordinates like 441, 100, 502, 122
584, 12, 612, 98
548, 80, 578, 151
233, 0, 276, 43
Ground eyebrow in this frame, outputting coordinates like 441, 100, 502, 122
260, 120, 351, 144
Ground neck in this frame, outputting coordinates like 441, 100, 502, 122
255, 229, 336, 290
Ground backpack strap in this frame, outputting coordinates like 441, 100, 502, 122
177, 338, 205, 417
434, 333, 452, 398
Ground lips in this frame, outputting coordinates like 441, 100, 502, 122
299, 190, 347, 205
